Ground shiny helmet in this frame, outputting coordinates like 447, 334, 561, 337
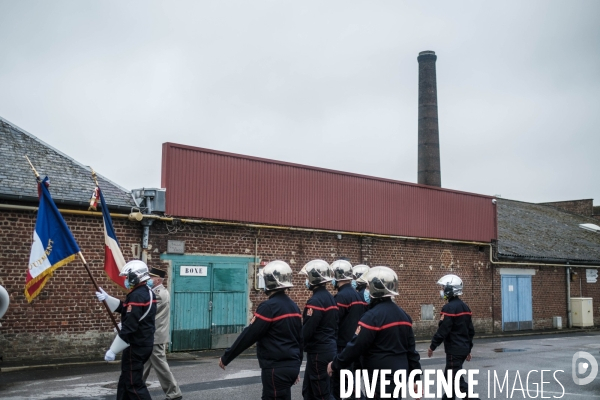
260, 260, 294, 291
352, 264, 370, 280
437, 274, 463, 299
357, 266, 398, 298
299, 259, 333, 286
330, 260, 353, 282
120, 260, 151, 286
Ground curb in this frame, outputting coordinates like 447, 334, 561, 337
2, 328, 597, 373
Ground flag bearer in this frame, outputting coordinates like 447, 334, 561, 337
143, 267, 182, 400
327, 266, 422, 400
330, 260, 367, 400
96, 260, 157, 400
427, 274, 478, 400
300, 259, 339, 400
219, 260, 303, 400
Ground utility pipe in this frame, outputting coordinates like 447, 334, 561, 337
0, 203, 491, 247
566, 267, 572, 328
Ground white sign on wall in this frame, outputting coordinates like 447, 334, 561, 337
586, 269, 598, 283
180, 266, 208, 276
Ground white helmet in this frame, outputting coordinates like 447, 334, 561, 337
352, 264, 370, 279
120, 260, 151, 286
330, 260, 353, 282
300, 259, 333, 286
357, 266, 398, 298
437, 274, 463, 298
260, 260, 294, 291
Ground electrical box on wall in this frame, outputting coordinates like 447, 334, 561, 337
131, 188, 166, 213
571, 297, 594, 327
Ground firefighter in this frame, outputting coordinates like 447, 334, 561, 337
351, 265, 370, 304
142, 267, 182, 400
330, 260, 367, 400
327, 266, 422, 400
96, 260, 157, 400
219, 260, 303, 400
300, 259, 339, 400
427, 274, 477, 400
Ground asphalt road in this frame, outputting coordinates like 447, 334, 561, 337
1, 331, 599, 399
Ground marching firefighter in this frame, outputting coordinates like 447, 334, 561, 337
327, 266, 422, 400
300, 259, 339, 400
427, 274, 478, 400
330, 260, 367, 400
96, 260, 157, 400
351, 264, 370, 304
142, 267, 182, 400
219, 260, 303, 400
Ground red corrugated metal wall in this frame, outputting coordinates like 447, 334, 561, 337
162, 143, 497, 242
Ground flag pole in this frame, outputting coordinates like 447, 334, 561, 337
78, 252, 121, 332
25, 156, 120, 333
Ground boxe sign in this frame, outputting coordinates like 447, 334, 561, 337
180, 266, 208, 276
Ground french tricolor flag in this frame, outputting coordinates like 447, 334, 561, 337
95, 187, 127, 289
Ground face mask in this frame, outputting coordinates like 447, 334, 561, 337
351, 280, 357, 289
124, 279, 130, 289
147, 279, 154, 288
305, 279, 310, 289
363, 289, 371, 304
331, 279, 337, 288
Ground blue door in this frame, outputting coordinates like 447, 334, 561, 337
161, 255, 254, 351
501, 275, 533, 331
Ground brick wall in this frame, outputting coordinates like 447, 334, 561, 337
146, 221, 495, 339
0, 208, 142, 363
570, 267, 600, 326
3, 206, 593, 363
539, 199, 594, 216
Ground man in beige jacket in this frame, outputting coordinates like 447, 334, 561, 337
143, 267, 183, 400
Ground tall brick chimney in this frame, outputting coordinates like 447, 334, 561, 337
417, 50, 441, 187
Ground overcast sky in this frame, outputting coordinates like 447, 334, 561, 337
1, 1, 599, 204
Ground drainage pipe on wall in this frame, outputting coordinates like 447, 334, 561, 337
566, 266, 572, 328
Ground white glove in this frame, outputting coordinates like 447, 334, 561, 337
104, 349, 116, 361
95, 288, 107, 301
95, 287, 120, 312
113, 322, 122, 333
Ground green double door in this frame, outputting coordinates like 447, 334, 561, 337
162, 255, 254, 351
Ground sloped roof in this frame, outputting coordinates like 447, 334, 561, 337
0, 117, 134, 209
497, 198, 600, 265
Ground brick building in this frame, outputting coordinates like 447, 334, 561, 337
1, 117, 599, 364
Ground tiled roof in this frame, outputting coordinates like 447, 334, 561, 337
0, 117, 134, 209
497, 198, 600, 264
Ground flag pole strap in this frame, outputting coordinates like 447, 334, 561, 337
78, 252, 121, 333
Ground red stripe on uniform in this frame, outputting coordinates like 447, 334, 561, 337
306, 305, 339, 312
123, 300, 157, 307
254, 312, 302, 322
337, 301, 368, 308
358, 321, 412, 331
441, 312, 473, 317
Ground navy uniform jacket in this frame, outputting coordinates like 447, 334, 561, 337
116, 284, 157, 347
334, 283, 367, 348
302, 285, 338, 354
430, 296, 475, 356
222, 290, 303, 369
332, 298, 421, 376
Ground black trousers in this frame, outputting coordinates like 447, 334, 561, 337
261, 365, 300, 400
302, 351, 336, 400
117, 345, 153, 400
332, 347, 365, 400
442, 353, 472, 400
